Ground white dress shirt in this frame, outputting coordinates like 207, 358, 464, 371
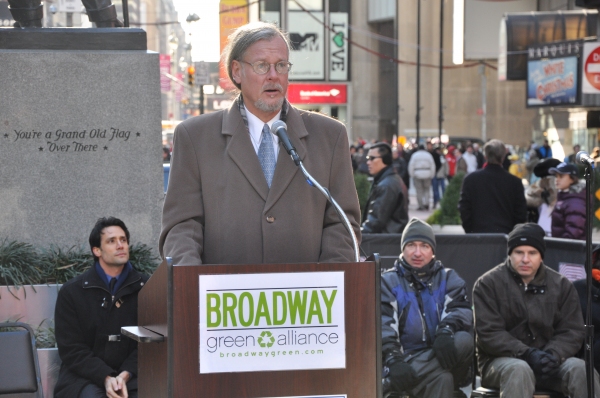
244, 105, 281, 158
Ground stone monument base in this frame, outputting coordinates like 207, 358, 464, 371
0, 27, 163, 249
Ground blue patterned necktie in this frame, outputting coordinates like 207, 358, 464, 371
258, 123, 276, 187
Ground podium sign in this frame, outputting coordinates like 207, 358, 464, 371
199, 272, 346, 373
135, 260, 381, 397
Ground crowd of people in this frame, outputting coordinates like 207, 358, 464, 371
353, 136, 587, 243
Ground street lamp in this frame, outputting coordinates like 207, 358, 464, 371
168, 33, 179, 55
168, 33, 179, 120
186, 13, 200, 23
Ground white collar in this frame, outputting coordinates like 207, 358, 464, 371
244, 105, 281, 154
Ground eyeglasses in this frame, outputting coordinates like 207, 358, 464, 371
366, 155, 382, 161
239, 60, 293, 75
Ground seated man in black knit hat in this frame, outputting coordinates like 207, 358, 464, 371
473, 223, 600, 398
381, 218, 473, 398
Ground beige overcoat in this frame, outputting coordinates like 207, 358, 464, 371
159, 101, 361, 266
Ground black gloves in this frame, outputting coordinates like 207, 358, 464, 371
523, 348, 560, 380
388, 360, 419, 393
433, 329, 458, 369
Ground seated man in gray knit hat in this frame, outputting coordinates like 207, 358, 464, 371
381, 218, 473, 398
473, 222, 600, 398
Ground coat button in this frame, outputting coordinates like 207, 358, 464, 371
266, 216, 275, 223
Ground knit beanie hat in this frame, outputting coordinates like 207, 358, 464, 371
507, 223, 546, 258
401, 218, 436, 253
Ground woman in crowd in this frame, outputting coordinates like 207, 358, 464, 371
549, 162, 585, 240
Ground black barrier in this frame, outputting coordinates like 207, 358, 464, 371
361, 233, 598, 301
543, 237, 586, 272
436, 234, 507, 301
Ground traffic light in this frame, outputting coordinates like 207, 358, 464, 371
187, 65, 195, 86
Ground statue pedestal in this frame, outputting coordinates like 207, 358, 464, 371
0, 27, 163, 249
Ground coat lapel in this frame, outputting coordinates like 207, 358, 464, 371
265, 105, 308, 213
223, 103, 269, 201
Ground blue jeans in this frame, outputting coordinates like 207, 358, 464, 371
432, 177, 446, 204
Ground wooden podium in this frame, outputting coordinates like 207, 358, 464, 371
124, 258, 381, 398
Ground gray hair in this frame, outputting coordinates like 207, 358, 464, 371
484, 139, 506, 164
222, 22, 292, 90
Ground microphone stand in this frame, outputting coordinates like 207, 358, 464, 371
584, 162, 595, 398
296, 161, 360, 262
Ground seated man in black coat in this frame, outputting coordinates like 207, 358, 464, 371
54, 217, 149, 398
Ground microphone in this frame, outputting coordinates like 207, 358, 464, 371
270, 119, 360, 262
271, 120, 301, 166
576, 151, 595, 167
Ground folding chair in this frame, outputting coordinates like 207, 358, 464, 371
0, 322, 44, 397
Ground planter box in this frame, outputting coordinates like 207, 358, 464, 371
0, 284, 60, 327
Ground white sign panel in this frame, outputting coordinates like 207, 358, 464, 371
288, 11, 325, 80
194, 61, 210, 86
582, 42, 600, 94
329, 13, 348, 81
199, 272, 345, 374
58, 0, 79, 13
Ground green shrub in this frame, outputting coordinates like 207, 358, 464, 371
354, 173, 370, 217
0, 240, 160, 288
128, 243, 162, 275
0, 240, 44, 289
426, 172, 465, 226
39, 245, 94, 284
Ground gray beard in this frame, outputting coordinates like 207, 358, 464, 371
255, 97, 284, 113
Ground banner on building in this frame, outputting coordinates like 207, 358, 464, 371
527, 40, 581, 107
288, 11, 325, 80
329, 13, 349, 81
287, 83, 347, 104
199, 271, 346, 374
159, 54, 171, 93
219, 0, 248, 90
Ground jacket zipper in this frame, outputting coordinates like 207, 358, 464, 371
415, 288, 427, 342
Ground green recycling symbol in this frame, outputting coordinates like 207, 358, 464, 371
258, 330, 275, 348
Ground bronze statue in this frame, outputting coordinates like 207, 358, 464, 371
8, 0, 123, 28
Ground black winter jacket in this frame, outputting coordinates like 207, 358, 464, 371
361, 166, 409, 233
54, 264, 149, 398
473, 260, 584, 374
459, 164, 527, 233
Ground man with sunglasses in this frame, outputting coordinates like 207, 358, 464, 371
160, 22, 360, 266
361, 142, 408, 233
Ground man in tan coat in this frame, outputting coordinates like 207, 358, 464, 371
159, 22, 360, 266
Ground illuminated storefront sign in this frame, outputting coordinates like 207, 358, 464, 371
287, 84, 347, 104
